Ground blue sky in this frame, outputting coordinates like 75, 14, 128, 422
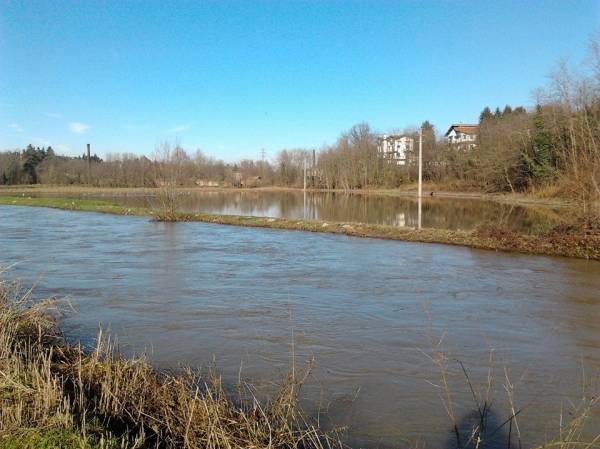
1, 1, 599, 161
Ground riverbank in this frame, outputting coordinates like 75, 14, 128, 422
1, 195, 599, 260
0, 278, 338, 449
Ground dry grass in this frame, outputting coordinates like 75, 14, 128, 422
0, 278, 343, 449
473, 215, 600, 260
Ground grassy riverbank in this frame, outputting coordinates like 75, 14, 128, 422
0, 278, 339, 449
1, 195, 599, 260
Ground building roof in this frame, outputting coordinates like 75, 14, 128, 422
444, 124, 479, 136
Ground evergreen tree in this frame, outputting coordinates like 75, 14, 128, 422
523, 105, 554, 182
493, 107, 502, 119
502, 105, 513, 117
421, 120, 435, 137
479, 107, 493, 123
20, 144, 49, 184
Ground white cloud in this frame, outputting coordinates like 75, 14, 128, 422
167, 124, 191, 133
69, 122, 90, 134
9, 123, 24, 132
44, 112, 62, 119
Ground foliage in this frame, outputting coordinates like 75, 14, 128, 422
521, 105, 556, 183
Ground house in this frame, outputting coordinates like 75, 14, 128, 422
445, 124, 478, 149
377, 135, 414, 165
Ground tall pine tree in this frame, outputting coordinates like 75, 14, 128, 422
524, 105, 554, 182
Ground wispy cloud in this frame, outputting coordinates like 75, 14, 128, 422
9, 123, 24, 132
167, 124, 191, 133
69, 122, 90, 134
44, 112, 62, 119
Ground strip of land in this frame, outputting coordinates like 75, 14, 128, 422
1, 195, 598, 260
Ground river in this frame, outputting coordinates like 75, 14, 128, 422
1, 205, 598, 448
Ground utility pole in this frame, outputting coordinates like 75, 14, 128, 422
86, 143, 91, 185
260, 148, 266, 179
418, 127, 423, 229
418, 127, 423, 199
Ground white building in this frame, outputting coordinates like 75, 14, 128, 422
377, 135, 414, 165
444, 124, 478, 149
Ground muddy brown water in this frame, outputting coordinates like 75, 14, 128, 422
1, 205, 599, 448
18, 189, 566, 232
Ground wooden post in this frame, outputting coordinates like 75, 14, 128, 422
86, 143, 91, 185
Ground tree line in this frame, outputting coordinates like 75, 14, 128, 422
2, 39, 599, 206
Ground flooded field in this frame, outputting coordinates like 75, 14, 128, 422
1, 205, 599, 448
11, 189, 566, 232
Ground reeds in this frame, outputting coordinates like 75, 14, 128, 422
422, 330, 600, 449
0, 279, 343, 449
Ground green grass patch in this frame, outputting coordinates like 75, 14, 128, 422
0, 428, 113, 449
0, 195, 149, 217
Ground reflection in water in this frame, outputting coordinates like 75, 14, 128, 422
1, 205, 599, 449
24, 189, 567, 232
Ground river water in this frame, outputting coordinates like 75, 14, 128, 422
1, 205, 599, 448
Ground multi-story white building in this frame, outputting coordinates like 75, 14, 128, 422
377, 135, 414, 165
444, 124, 478, 150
